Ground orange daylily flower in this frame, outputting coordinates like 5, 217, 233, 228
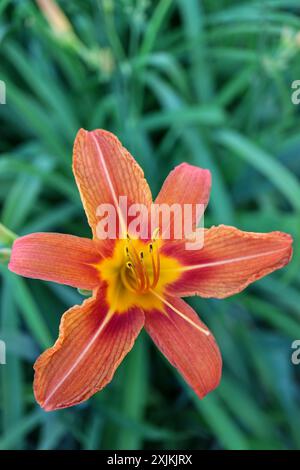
9, 129, 293, 411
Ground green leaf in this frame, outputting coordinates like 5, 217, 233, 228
0, 411, 43, 450
0, 268, 52, 349
118, 334, 148, 450
142, 105, 226, 130
192, 390, 250, 450
1, 275, 24, 448
0, 224, 17, 246
140, 0, 173, 56
215, 129, 300, 212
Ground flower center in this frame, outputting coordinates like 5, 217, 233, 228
121, 235, 160, 294
98, 235, 181, 313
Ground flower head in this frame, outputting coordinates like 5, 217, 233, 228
9, 129, 293, 411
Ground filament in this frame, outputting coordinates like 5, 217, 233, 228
123, 234, 161, 294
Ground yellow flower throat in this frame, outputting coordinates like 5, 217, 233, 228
98, 235, 181, 313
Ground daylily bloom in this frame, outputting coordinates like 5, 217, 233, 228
9, 129, 293, 411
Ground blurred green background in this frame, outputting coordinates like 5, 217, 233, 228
0, 0, 300, 450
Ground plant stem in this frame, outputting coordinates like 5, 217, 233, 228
0, 224, 17, 246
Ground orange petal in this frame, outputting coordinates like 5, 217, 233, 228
9, 233, 101, 290
163, 225, 293, 298
73, 129, 152, 238
154, 163, 211, 239
145, 296, 222, 398
34, 289, 144, 411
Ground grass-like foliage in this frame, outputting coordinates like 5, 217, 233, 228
0, 0, 300, 450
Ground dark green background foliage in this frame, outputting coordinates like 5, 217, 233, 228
0, 0, 300, 450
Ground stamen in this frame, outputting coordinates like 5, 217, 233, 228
122, 238, 161, 294
126, 239, 146, 291
154, 243, 160, 286
121, 265, 138, 293
152, 227, 160, 240
126, 261, 143, 291
149, 240, 160, 288
139, 251, 150, 291
149, 249, 157, 285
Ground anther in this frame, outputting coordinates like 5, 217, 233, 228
152, 227, 160, 240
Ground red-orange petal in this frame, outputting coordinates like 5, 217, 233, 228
34, 288, 144, 411
8, 232, 101, 290
163, 225, 293, 298
145, 296, 222, 399
154, 163, 211, 239
73, 129, 153, 238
